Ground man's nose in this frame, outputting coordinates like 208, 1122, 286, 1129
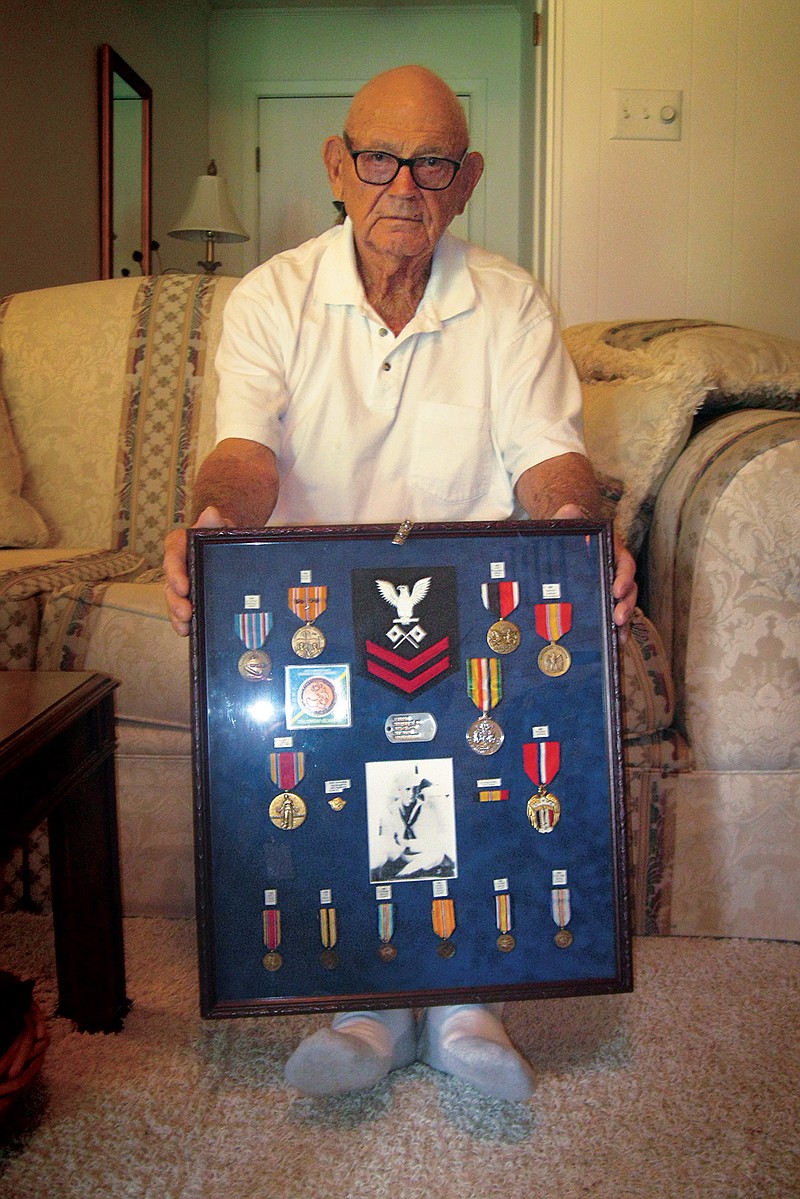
388, 164, 419, 195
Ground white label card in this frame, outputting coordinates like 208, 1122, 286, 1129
477, 778, 502, 788
494, 878, 509, 892
432, 880, 449, 898
552, 870, 568, 886
320, 889, 332, 905
325, 779, 351, 793
300, 570, 312, 583
542, 583, 561, 599
264, 889, 277, 906
274, 736, 293, 748
244, 594, 260, 609
532, 725, 550, 739
375, 885, 392, 901
490, 561, 506, 579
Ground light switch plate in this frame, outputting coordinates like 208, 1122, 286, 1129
613, 89, 682, 141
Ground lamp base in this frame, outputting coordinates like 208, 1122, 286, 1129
197, 259, 221, 274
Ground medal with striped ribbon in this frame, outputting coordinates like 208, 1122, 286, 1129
268, 751, 307, 829
432, 896, 457, 959
236, 610, 273, 680
495, 891, 516, 952
465, 657, 504, 756
319, 902, 338, 969
523, 740, 562, 832
534, 602, 573, 676
377, 901, 397, 962
482, 580, 521, 654
551, 887, 573, 947
262, 905, 282, 971
289, 585, 328, 659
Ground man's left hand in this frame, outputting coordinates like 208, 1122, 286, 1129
554, 504, 637, 643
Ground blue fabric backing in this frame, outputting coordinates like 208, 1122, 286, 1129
195, 526, 626, 1008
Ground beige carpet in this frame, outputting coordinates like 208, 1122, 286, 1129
0, 915, 798, 1199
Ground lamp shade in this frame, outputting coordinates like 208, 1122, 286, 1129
169, 161, 249, 243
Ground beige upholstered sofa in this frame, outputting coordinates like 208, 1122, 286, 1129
1, 281, 798, 942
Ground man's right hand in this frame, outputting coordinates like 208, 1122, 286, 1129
163, 506, 232, 636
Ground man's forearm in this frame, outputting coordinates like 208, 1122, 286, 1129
190, 438, 279, 527
514, 452, 606, 521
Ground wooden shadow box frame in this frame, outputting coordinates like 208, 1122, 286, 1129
189, 520, 632, 1019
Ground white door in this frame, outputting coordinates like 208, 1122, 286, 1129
258, 94, 471, 262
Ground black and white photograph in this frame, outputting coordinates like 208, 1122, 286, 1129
365, 758, 458, 883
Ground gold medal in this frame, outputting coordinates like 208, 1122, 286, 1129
289, 585, 328, 658
297, 674, 337, 717
378, 943, 398, 962
437, 939, 457, 959
319, 949, 338, 970
486, 618, 521, 654
262, 951, 283, 971
466, 714, 504, 756
268, 791, 307, 830
535, 602, 573, 676
291, 624, 326, 659
496, 932, 516, 952
537, 642, 572, 677
526, 788, 561, 832
554, 928, 574, 948
328, 795, 347, 811
482, 581, 521, 654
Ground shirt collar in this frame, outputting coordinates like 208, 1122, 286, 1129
314, 219, 476, 330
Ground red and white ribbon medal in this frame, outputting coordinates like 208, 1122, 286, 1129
523, 740, 562, 832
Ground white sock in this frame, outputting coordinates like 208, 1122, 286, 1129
284, 1008, 417, 1096
417, 1003, 535, 1101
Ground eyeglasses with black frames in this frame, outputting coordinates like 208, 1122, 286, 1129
342, 133, 466, 191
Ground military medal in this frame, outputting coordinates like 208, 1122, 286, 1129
319, 895, 338, 969
535, 602, 573, 676
377, 900, 397, 962
466, 658, 504, 755
289, 585, 328, 659
552, 886, 573, 947
523, 740, 562, 832
495, 889, 516, 952
268, 751, 307, 829
481, 580, 521, 654
236, 609, 273, 680
262, 902, 283, 971
432, 895, 456, 958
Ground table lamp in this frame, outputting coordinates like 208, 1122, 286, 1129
168, 160, 249, 273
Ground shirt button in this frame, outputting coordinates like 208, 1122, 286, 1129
382, 362, 391, 372
378, 327, 389, 337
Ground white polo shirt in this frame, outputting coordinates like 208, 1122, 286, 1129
215, 220, 585, 526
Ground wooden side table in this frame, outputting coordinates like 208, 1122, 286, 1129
0, 672, 130, 1032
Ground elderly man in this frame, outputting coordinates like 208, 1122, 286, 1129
165, 64, 636, 1101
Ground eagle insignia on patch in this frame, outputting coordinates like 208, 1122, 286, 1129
351, 566, 460, 696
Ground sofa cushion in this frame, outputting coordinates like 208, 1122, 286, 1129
0, 316, 49, 550
565, 319, 800, 552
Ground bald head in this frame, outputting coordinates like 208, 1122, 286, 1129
345, 65, 470, 155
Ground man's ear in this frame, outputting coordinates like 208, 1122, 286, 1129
453, 150, 485, 215
323, 135, 345, 199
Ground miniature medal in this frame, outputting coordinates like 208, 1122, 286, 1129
262, 904, 283, 971
432, 895, 457, 958
495, 890, 516, 952
289, 585, 328, 659
377, 900, 397, 962
319, 901, 338, 969
481, 580, 521, 654
534, 602, 573, 676
551, 887, 573, 947
466, 658, 504, 755
268, 751, 307, 830
235, 610, 273, 680
523, 740, 562, 832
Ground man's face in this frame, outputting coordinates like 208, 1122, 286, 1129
323, 72, 483, 271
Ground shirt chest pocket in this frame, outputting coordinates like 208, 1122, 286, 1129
408, 401, 494, 505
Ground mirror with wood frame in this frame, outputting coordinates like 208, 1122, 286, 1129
99, 44, 152, 279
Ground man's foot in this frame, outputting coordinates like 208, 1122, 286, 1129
284, 1008, 417, 1096
417, 1004, 535, 1101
